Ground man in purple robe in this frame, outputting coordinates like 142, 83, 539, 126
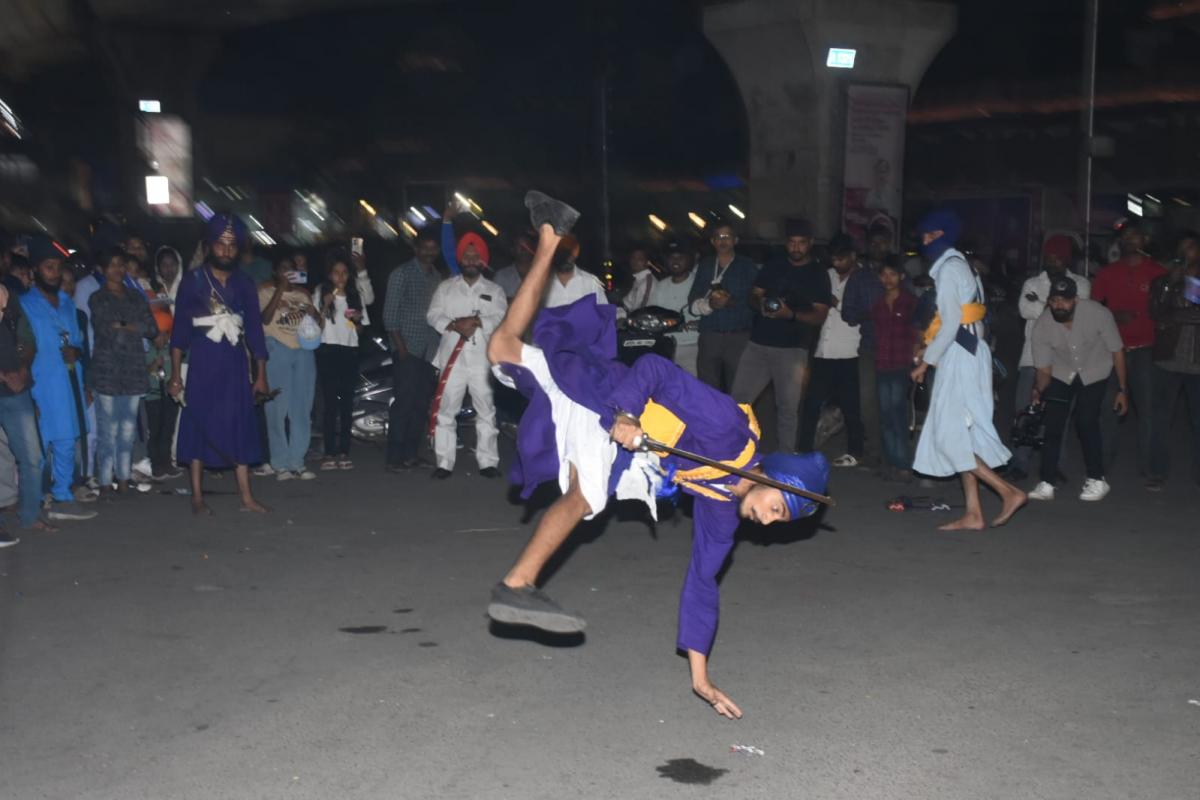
486, 193, 829, 720
168, 214, 270, 515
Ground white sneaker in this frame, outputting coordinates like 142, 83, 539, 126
253, 464, 275, 477
296, 469, 316, 481
133, 457, 152, 476
832, 454, 859, 468
1028, 481, 1055, 501
1079, 478, 1110, 502
276, 470, 295, 482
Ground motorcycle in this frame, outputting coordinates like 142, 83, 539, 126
351, 336, 477, 442
617, 305, 682, 366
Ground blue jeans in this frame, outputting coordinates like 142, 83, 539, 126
265, 338, 316, 472
0, 391, 46, 526
876, 369, 913, 469
95, 393, 140, 486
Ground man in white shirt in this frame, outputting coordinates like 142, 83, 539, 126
543, 235, 609, 309
622, 246, 656, 313
646, 240, 700, 376
798, 235, 864, 467
1010, 234, 1090, 479
426, 233, 508, 478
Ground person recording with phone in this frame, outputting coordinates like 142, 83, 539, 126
258, 250, 321, 482
313, 252, 367, 471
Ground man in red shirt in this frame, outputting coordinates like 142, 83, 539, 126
1091, 219, 1166, 483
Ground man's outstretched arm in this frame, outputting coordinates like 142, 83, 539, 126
487, 223, 561, 366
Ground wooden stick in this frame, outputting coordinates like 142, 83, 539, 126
639, 436, 835, 507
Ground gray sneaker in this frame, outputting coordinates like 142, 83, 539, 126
487, 582, 587, 633
46, 501, 99, 521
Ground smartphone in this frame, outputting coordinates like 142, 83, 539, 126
286, 270, 308, 284
351, 237, 364, 257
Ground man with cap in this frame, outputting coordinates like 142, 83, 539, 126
485, 192, 829, 719
19, 235, 98, 521
167, 214, 270, 515
731, 217, 831, 451
1011, 234, 1091, 480
1027, 276, 1127, 502
646, 239, 700, 376
910, 211, 1026, 529
426, 223, 507, 479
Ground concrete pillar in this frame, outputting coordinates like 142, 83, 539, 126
704, 0, 956, 239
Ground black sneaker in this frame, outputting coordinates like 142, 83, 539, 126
432, 468, 452, 480
479, 467, 500, 479
487, 582, 587, 633
524, 191, 580, 236
0, 532, 18, 549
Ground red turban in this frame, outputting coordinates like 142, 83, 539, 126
456, 232, 489, 265
1042, 234, 1073, 264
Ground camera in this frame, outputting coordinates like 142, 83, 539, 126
763, 297, 783, 313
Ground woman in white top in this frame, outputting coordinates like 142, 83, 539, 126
313, 253, 369, 470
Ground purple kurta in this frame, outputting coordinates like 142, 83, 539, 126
509, 296, 759, 656
170, 267, 269, 467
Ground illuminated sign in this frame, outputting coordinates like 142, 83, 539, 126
827, 48, 857, 69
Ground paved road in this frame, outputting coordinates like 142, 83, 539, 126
2, 433, 1197, 799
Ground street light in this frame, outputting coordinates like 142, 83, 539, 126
648, 214, 667, 231
687, 212, 707, 229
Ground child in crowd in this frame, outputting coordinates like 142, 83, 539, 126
868, 257, 919, 481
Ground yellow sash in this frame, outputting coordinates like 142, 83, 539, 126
923, 302, 987, 345
639, 401, 761, 503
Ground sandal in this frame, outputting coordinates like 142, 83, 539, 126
320, 459, 339, 471
338, 458, 354, 470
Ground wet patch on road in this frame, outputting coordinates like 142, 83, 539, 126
393, 608, 414, 614
339, 626, 388, 634
418, 641, 438, 648
656, 758, 728, 785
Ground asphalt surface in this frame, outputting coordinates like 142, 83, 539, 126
1, 428, 1198, 800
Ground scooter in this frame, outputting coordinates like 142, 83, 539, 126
617, 305, 682, 366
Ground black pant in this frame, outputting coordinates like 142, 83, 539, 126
1040, 376, 1105, 484
386, 354, 436, 465
799, 356, 863, 456
317, 344, 358, 456
144, 397, 179, 475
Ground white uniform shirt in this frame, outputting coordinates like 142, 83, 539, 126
1018, 270, 1091, 368
313, 286, 370, 347
646, 272, 699, 346
544, 266, 609, 309
426, 275, 508, 370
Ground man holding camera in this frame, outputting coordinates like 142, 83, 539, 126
731, 218, 831, 452
687, 222, 757, 392
1027, 276, 1127, 502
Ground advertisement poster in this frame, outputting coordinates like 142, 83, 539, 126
841, 84, 909, 248
137, 115, 193, 218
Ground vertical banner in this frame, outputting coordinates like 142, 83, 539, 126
841, 84, 909, 248
137, 115, 193, 217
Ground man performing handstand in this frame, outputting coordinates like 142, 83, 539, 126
486, 192, 830, 719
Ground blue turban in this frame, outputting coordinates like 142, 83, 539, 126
27, 234, 63, 267
916, 209, 961, 261
205, 213, 248, 249
760, 451, 829, 521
